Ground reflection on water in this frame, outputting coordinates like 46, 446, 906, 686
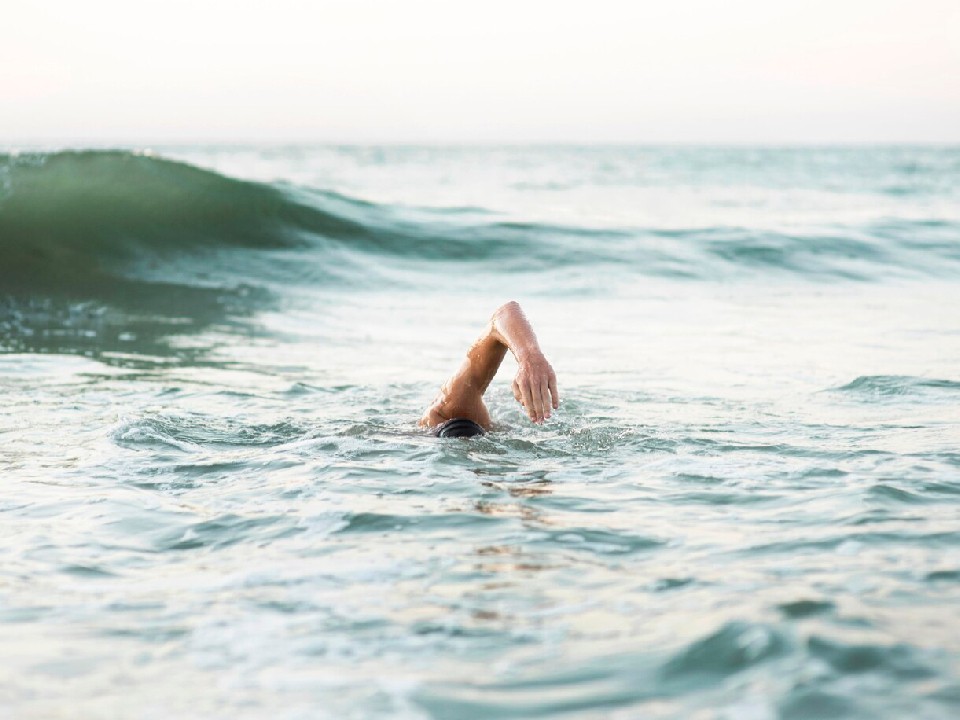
480, 479, 553, 498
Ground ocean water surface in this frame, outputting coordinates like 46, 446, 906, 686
1, 145, 959, 719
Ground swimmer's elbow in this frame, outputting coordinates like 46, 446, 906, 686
492, 300, 522, 322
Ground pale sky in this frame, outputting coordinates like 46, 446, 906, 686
3, 0, 959, 144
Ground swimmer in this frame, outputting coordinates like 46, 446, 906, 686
420, 301, 559, 438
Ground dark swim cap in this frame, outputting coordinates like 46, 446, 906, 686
435, 417, 486, 438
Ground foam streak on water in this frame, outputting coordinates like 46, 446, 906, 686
1, 146, 959, 719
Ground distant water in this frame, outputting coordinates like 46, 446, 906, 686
1, 146, 959, 719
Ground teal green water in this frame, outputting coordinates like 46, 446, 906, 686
1, 147, 959, 719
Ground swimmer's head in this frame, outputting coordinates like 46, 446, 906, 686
435, 417, 486, 439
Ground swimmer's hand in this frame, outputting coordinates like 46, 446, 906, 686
512, 352, 559, 424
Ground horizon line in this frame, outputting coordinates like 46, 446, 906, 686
4, 138, 960, 150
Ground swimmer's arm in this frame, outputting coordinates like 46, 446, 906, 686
419, 301, 558, 428
418, 334, 503, 430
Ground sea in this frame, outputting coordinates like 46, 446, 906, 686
1, 145, 959, 719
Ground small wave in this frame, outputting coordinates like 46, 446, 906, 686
683, 225, 890, 280
807, 635, 935, 680
0, 150, 367, 292
833, 375, 960, 397
926, 569, 960, 582
339, 510, 506, 534
113, 413, 309, 452
777, 598, 835, 619
660, 622, 789, 682
531, 527, 663, 555
159, 513, 301, 552
867, 483, 930, 504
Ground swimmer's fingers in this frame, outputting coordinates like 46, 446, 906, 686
521, 378, 540, 423
548, 372, 559, 410
539, 382, 552, 421
528, 379, 545, 423
513, 371, 538, 423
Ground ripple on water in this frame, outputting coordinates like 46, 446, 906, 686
831, 375, 960, 401
660, 622, 790, 685
777, 599, 836, 619
158, 512, 303, 552
336, 510, 510, 538
412, 622, 791, 718
806, 635, 936, 680
525, 527, 663, 556
112, 412, 310, 451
